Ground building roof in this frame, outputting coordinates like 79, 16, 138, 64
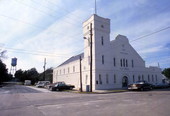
57, 53, 84, 67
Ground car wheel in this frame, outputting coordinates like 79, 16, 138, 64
150, 86, 153, 90
49, 87, 53, 91
140, 88, 144, 91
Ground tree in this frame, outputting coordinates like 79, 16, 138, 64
26, 68, 39, 85
0, 59, 10, 83
162, 68, 170, 79
38, 68, 53, 83
0, 50, 7, 60
15, 69, 25, 82
15, 68, 39, 85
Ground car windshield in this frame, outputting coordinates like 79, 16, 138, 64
135, 81, 145, 84
38, 81, 43, 84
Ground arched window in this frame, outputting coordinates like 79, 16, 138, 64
126, 59, 128, 67
120, 59, 122, 67
123, 59, 125, 67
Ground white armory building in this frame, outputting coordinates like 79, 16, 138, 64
53, 14, 164, 91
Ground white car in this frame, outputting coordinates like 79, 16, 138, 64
24, 80, 31, 85
36, 81, 50, 88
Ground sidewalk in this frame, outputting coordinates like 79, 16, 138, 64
71, 88, 129, 94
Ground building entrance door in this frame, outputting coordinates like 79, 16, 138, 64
122, 76, 128, 87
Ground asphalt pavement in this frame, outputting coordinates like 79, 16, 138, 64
0, 83, 170, 116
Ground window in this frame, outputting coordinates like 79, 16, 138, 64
155, 75, 158, 82
106, 74, 109, 84
142, 75, 144, 80
114, 74, 116, 83
101, 36, 104, 45
132, 60, 134, 68
113, 58, 116, 67
101, 25, 104, 28
60, 70, 61, 75
120, 59, 122, 67
68, 67, 70, 73
126, 59, 128, 67
63, 69, 65, 74
73, 66, 75, 72
148, 75, 150, 82
102, 55, 104, 64
123, 59, 125, 67
152, 75, 154, 82
138, 75, 141, 81
133, 75, 135, 82
99, 74, 102, 84
85, 75, 88, 84
96, 81, 98, 84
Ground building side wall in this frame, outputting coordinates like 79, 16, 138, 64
53, 60, 81, 89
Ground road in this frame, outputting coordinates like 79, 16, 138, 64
0, 83, 170, 116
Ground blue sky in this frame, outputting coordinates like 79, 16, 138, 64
0, 0, 170, 72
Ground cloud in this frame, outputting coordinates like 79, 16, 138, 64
138, 46, 164, 54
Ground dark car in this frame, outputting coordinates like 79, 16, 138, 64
48, 82, 75, 91
154, 83, 170, 89
128, 81, 153, 91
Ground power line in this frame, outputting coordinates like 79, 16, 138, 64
15, 0, 81, 27
130, 26, 170, 42
0, 14, 82, 40
7, 49, 71, 58
46, 0, 83, 20
31, 0, 81, 22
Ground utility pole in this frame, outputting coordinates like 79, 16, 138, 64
90, 23, 93, 92
43, 58, 46, 81
79, 56, 82, 92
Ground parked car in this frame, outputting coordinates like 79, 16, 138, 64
48, 82, 75, 91
154, 83, 170, 89
24, 80, 31, 86
128, 81, 153, 91
36, 81, 50, 88
46, 81, 65, 89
